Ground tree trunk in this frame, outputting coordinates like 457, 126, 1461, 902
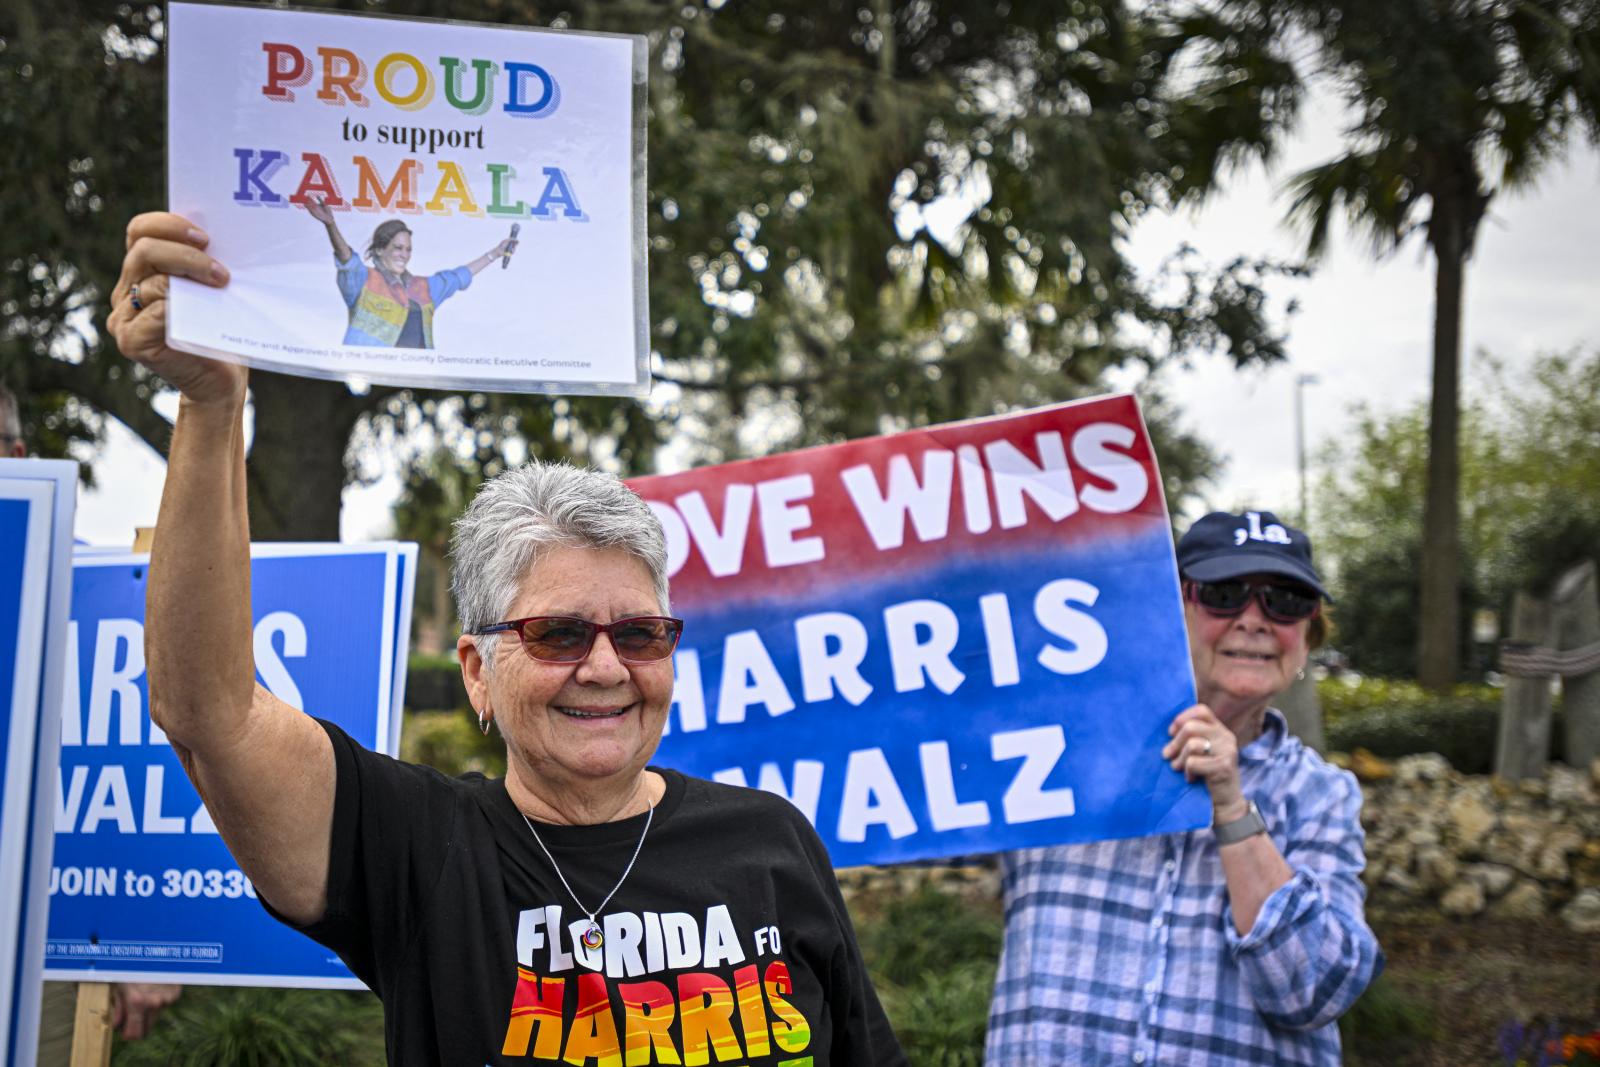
245, 373, 364, 541
1417, 196, 1467, 689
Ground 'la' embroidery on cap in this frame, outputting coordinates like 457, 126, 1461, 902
1233, 512, 1292, 546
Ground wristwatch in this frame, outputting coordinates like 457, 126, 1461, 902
1212, 799, 1267, 846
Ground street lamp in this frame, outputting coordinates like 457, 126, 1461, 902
1295, 373, 1319, 527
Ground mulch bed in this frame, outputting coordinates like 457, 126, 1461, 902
1359, 917, 1600, 1065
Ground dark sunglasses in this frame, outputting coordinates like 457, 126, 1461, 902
1185, 579, 1320, 624
472, 615, 684, 664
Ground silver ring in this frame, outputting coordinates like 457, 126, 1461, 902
129, 283, 144, 312
1202, 739, 1213, 756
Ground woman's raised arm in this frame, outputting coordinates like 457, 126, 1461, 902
108, 212, 337, 926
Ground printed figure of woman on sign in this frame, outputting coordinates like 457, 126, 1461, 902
306, 197, 518, 348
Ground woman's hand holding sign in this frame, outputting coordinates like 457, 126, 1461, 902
109, 212, 245, 408
1163, 703, 1248, 825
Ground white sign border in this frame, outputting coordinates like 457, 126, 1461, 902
164, 1, 653, 399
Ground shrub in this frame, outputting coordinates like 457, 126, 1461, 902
875, 960, 996, 1067
401, 709, 506, 777
1339, 973, 1437, 1065
856, 882, 1002, 1066
113, 987, 384, 1066
1318, 677, 1501, 723
1319, 678, 1566, 774
404, 652, 466, 713
857, 882, 1002, 989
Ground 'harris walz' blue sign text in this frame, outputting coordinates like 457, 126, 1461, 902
44, 543, 414, 988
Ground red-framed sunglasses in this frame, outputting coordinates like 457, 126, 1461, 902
1184, 579, 1321, 624
471, 615, 684, 664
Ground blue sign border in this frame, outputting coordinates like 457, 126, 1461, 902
42, 542, 415, 990
0, 459, 79, 1067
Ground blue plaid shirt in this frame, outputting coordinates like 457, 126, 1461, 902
986, 710, 1381, 1066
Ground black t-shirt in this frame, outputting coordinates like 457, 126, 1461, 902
272, 721, 907, 1066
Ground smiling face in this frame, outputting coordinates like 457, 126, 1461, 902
461, 545, 674, 804
1185, 573, 1311, 728
377, 230, 412, 275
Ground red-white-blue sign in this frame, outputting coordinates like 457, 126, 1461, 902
634, 395, 1207, 867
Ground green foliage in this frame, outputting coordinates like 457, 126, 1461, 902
112, 987, 384, 1067
1339, 973, 1438, 1065
400, 708, 506, 777
859, 881, 1003, 988
856, 881, 1001, 1066
1319, 676, 1567, 773
1313, 351, 1600, 677
876, 960, 996, 1067
1319, 677, 1501, 723
405, 652, 467, 712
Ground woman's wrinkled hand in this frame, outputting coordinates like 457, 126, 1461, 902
1162, 703, 1247, 823
107, 212, 246, 407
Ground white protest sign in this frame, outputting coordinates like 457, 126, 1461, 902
166, 3, 649, 396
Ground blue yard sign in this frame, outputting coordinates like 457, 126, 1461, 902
43, 542, 416, 989
1, 459, 79, 1067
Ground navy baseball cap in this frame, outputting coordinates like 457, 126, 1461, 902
1176, 510, 1331, 601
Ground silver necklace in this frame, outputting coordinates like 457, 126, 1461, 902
521, 798, 654, 951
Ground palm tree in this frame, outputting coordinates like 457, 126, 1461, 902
1261, 0, 1600, 687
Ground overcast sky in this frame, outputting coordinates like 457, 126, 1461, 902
72, 91, 1600, 546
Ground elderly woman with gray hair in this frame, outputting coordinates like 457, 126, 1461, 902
107, 212, 906, 1065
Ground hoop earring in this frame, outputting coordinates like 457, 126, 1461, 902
478, 707, 493, 736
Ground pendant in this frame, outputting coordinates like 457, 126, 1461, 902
581, 921, 604, 950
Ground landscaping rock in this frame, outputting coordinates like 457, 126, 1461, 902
1463, 863, 1516, 898
1394, 753, 1452, 785
1415, 845, 1459, 892
1547, 766, 1597, 809
1446, 792, 1497, 853
1380, 866, 1422, 896
1489, 880, 1548, 920
1562, 889, 1600, 933
1440, 880, 1486, 917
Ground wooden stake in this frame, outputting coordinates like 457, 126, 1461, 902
69, 982, 114, 1067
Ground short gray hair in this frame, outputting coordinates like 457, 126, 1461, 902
451, 461, 670, 659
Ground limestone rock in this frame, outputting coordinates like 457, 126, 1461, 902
1489, 880, 1547, 920
1394, 753, 1451, 786
1380, 866, 1422, 896
1548, 765, 1597, 809
1560, 888, 1600, 934
1535, 846, 1572, 883
1415, 846, 1459, 893
1463, 863, 1516, 898
1440, 881, 1486, 917
1446, 792, 1497, 854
